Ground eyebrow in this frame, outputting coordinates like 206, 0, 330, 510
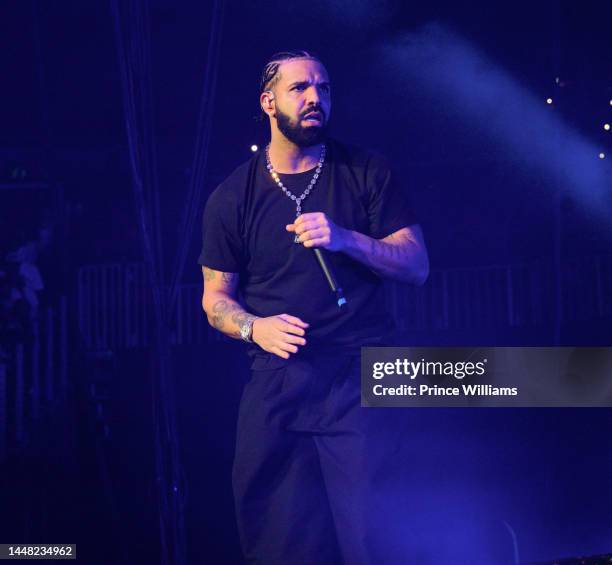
288, 80, 331, 89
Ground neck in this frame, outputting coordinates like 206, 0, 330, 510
268, 129, 324, 173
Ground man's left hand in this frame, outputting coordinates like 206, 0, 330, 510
286, 212, 347, 252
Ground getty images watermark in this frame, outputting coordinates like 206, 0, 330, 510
370, 356, 517, 398
361, 347, 612, 407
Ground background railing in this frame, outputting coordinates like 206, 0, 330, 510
0, 297, 69, 461
76, 255, 612, 351
388, 260, 554, 331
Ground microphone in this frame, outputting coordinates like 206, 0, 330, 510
313, 248, 347, 308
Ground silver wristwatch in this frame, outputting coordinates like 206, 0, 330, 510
239, 316, 258, 343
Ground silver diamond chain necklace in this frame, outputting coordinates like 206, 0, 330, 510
265, 144, 326, 242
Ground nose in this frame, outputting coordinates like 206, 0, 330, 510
305, 85, 322, 106
309, 82, 331, 102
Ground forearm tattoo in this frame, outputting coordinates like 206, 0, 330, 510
231, 310, 250, 327
211, 299, 237, 330
210, 299, 250, 338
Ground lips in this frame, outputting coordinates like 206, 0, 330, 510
303, 111, 323, 123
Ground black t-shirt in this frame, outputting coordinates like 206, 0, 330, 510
199, 138, 417, 353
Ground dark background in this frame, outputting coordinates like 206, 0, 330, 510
0, 1, 611, 564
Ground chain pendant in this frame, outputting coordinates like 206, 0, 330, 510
294, 210, 301, 243
265, 144, 326, 246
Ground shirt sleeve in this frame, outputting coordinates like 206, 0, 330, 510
198, 185, 243, 272
366, 152, 418, 239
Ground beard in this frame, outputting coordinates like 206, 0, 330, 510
275, 105, 328, 147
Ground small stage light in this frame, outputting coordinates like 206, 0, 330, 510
250, 145, 258, 152
546, 98, 553, 105
604, 124, 610, 131
599, 153, 605, 159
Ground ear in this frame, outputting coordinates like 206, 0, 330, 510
260, 91, 275, 117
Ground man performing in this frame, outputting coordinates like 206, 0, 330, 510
199, 50, 429, 564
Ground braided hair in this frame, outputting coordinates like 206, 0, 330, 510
259, 50, 322, 94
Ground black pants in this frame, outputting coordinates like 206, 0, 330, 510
232, 351, 381, 565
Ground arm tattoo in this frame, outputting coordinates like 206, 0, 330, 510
203, 267, 216, 281
210, 299, 231, 329
231, 310, 248, 326
222, 272, 236, 284
231, 310, 257, 325
212, 300, 231, 314
210, 299, 245, 337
